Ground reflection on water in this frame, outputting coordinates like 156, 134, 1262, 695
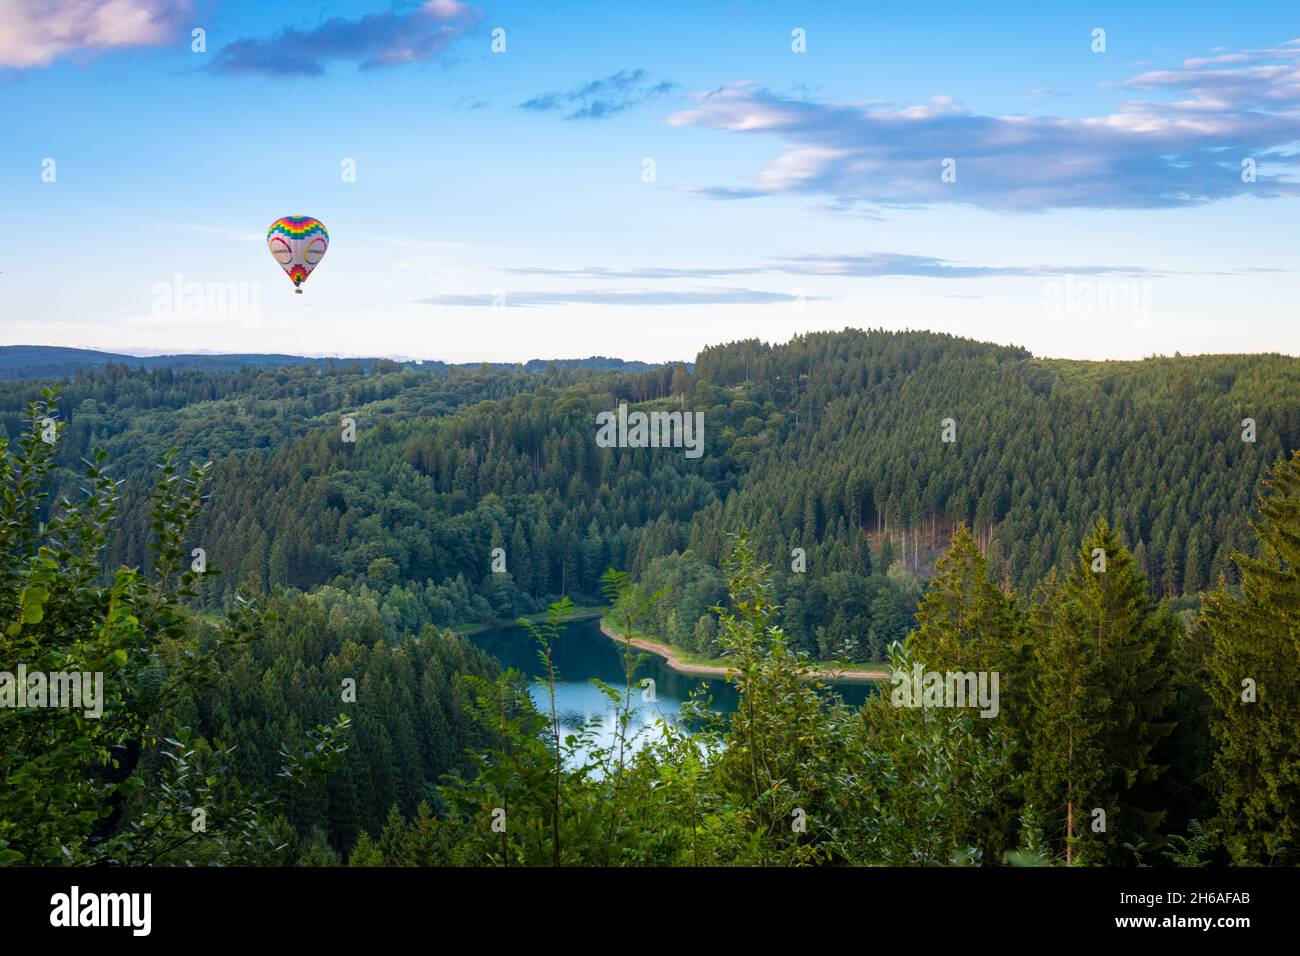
469, 616, 875, 766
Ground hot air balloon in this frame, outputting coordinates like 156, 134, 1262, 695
267, 216, 328, 293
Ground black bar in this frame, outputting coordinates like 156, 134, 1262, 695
3, 865, 1288, 942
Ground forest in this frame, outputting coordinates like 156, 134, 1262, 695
1, 328, 1296, 867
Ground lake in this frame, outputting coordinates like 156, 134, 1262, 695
469, 616, 876, 762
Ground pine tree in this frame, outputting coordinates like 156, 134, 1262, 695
907, 524, 1023, 675
1026, 520, 1176, 864
510, 519, 532, 596
1162, 528, 1183, 597
1202, 452, 1300, 864
1182, 534, 1202, 595
1026, 570, 1110, 865
878, 533, 896, 573
905, 524, 1027, 854
1133, 540, 1149, 581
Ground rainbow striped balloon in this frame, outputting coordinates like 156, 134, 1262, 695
267, 216, 329, 293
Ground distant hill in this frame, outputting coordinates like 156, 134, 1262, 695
520, 356, 666, 373
0, 345, 668, 380
2, 327, 1298, 668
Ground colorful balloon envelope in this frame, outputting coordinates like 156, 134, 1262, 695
267, 216, 328, 293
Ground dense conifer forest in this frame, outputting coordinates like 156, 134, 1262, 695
2, 329, 1297, 866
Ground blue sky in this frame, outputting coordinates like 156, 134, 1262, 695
1, 0, 1298, 362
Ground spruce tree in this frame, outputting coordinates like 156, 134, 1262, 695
906, 524, 1028, 854
1202, 451, 1300, 864
1027, 520, 1176, 864
907, 524, 1023, 675
1026, 569, 1110, 864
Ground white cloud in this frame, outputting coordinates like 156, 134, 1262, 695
0, 0, 192, 68
667, 41, 1300, 212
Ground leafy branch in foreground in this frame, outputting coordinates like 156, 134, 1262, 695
0, 390, 349, 866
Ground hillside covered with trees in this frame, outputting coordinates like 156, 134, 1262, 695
2, 329, 1296, 867
4, 329, 1295, 664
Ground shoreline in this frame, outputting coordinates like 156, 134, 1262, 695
597, 619, 890, 683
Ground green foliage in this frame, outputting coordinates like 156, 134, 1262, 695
1026, 520, 1177, 865
908, 525, 1023, 674
366, 537, 1037, 867
6, 333, 1299, 868
9, 329, 1293, 651
1202, 451, 1300, 865
0, 391, 348, 866
168, 591, 498, 850
835, 643, 1018, 865
247, 495, 1300, 868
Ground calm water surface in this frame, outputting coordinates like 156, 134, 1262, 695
470, 616, 875, 762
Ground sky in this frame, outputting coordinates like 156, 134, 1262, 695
1, 0, 1298, 364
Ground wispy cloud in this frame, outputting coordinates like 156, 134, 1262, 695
519, 68, 675, 120
508, 265, 768, 280
209, 0, 480, 77
418, 288, 824, 307
676, 184, 770, 200
509, 253, 1167, 281
1025, 87, 1070, 104
0, 0, 192, 69
770, 253, 1161, 278
667, 41, 1300, 211
1119, 40, 1300, 109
